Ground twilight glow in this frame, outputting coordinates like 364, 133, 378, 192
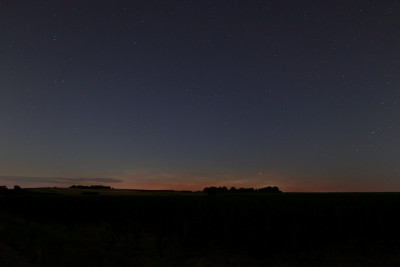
1, 1, 399, 191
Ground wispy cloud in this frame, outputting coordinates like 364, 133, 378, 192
0, 175, 122, 186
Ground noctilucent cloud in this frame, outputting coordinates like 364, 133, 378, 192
1, 1, 399, 191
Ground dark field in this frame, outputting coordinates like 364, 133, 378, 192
1, 189, 400, 266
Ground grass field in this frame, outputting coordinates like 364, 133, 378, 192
1, 188, 400, 266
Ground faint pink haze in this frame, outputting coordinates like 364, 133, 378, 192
113, 171, 398, 192
1, 171, 397, 192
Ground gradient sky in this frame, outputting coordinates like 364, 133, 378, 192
1, 1, 399, 191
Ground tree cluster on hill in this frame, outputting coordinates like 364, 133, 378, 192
203, 186, 281, 195
0, 185, 26, 195
0, 185, 8, 193
69, 185, 112, 190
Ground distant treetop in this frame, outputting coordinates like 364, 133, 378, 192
0, 185, 8, 192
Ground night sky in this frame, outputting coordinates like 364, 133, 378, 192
1, 1, 399, 191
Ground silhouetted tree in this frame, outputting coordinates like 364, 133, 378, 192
13, 185, 22, 191
258, 186, 282, 193
203, 187, 219, 195
0, 185, 8, 193
237, 187, 255, 193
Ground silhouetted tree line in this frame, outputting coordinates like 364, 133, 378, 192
70, 185, 112, 190
0, 185, 8, 193
0, 185, 24, 191
203, 186, 281, 195
0, 185, 26, 195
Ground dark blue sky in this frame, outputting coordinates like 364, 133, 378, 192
1, 1, 399, 191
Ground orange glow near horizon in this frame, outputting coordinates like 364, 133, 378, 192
1, 173, 397, 193
11, 183, 398, 193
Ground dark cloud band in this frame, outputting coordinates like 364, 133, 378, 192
0, 176, 122, 184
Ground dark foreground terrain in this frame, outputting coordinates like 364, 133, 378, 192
1, 189, 400, 266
